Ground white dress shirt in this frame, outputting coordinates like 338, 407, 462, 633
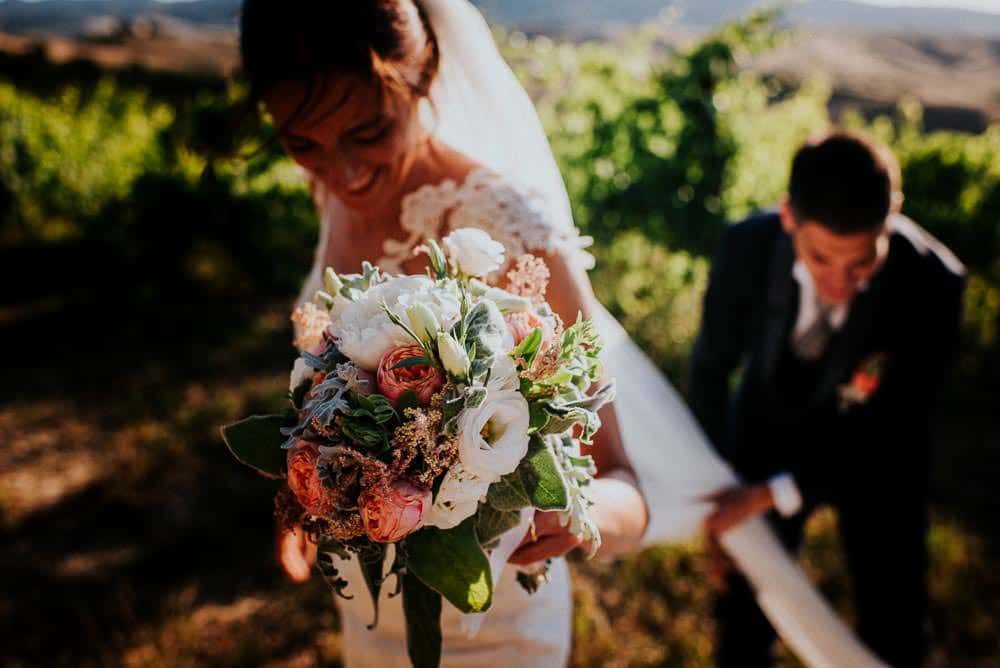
770, 259, 860, 516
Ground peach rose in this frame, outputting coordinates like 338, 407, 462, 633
376, 345, 444, 406
286, 441, 332, 516
505, 312, 554, 351
358, 479, 432, 543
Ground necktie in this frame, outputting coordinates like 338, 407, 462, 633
793, 301, 834, 361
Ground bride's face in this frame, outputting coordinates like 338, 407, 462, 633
265, 73, 426, 212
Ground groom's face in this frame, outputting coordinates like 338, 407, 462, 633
780, 200, 888, 305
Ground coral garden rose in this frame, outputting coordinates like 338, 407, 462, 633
377, 345, 444, 405
358, 479, 432, 543
286, 441, 332, 515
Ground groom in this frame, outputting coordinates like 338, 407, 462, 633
690, 131, 965, 667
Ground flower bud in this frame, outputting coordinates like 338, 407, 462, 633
437, 332, 470, 380
324, 267, 344, 295
407, 302, 440, 343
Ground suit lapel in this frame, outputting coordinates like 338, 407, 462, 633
808, 262, 889, 408
762, 232, 797, 383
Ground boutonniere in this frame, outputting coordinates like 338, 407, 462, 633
838, 352, 888, 412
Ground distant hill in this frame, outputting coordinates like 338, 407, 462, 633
474, 0, 1000, 35
0, 0, 998, 132
1, 0, 1000, 36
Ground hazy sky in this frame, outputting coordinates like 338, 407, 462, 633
8, 0, 1000, 15
856, 0, 1000, 11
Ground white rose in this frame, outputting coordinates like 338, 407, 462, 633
422, 463, 493, 529
443, 228, 506, 277
289, 357, 313, 393
457, 388, 530, 479
332, 276, 460, 370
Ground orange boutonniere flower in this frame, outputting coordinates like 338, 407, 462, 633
838, 353, 888, 412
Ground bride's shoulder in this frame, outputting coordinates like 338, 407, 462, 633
443, 167, 584, 261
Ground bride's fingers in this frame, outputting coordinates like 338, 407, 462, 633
277, 527, 315, 583
508, 533, 578, 565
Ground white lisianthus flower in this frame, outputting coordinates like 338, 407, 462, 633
458, 388, 530, 479
332, 276, 460, 370
443, 228, 506, 277
437, 332, 470, 380
423, 463, 493, 529
289, 357, 313, 393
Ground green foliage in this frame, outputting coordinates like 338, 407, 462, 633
501, 11, 999, 377
0, 78, 315, 300
402, 571, 443, 668
220, 413, 293, 479
404, 517, 493, 614
475, 502, 523, 545
484, 436, 570, 512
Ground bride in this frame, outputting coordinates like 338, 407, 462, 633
240, 1, 886, 666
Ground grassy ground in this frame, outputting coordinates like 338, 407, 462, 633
1, 296, 997, 667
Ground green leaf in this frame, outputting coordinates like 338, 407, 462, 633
486, 472, 532, 511
476, 502, 523, 545
220, 414, 291, 479
354, 394, 397, 424
463, 301, 505, 381
404, 518, 493, 614
392, 356, 435, 370
402, 571, 442, 668
291, 377, 311, 411
395, 389, 421, 417
512, 327, 543, 366
528, 401, 550, 433
519, 436, 570, 510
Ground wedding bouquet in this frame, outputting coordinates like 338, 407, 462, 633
222, 228, 614, 667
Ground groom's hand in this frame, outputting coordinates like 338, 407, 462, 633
703, 484, 775, 535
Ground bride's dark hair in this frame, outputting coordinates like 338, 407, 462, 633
240, 0, 439, 111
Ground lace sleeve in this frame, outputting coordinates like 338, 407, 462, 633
445, 170, 593, 275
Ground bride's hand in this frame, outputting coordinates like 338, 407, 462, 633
507, 510, 581, 566
276, 524, 317, 582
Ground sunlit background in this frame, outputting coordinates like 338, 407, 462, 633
1, 1, 998, 666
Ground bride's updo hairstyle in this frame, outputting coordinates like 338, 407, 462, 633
239, 0, 439, 128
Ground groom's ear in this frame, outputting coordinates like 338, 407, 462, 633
778, 197, 797, 235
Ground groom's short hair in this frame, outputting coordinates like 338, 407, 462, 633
788, 130, 901, 234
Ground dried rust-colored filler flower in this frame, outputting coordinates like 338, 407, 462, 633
389, 390, 459, 488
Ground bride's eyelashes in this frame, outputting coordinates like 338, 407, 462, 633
284, 136, 319, 154
349, 117, 393, 145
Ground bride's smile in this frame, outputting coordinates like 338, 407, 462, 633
264, 73, 431, 215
